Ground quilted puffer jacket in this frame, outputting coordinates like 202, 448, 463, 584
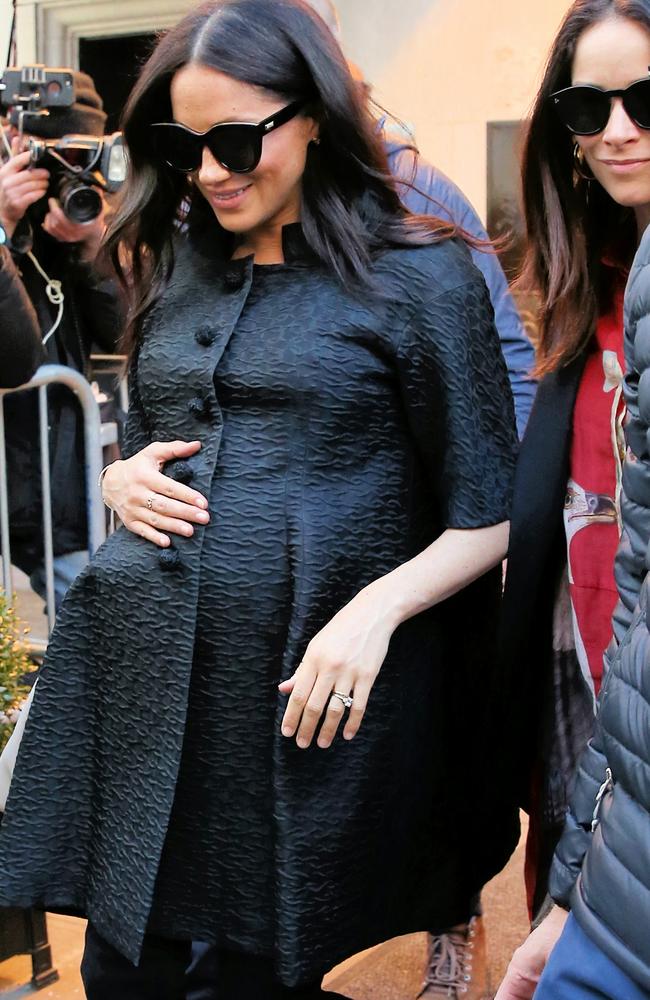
549, 225, 650, 991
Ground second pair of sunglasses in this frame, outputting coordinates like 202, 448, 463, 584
551, 76, 650, 135
150, 100, 304, 173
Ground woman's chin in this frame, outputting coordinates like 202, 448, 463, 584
599, 179, 650, 211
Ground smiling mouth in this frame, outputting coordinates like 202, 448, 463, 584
601, 159, 650, 166
208, 185, 252, 202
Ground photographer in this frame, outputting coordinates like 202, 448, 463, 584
0, 245, 42, 388
0, 71, 124, 609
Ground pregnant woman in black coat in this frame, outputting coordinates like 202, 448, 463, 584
0, 2, 518, 997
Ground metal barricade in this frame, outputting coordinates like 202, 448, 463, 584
0, 364, 107, 636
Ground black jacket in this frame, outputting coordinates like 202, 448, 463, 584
549, 226, 650, 992
0, 247, 44, 388
1, 229, 123, 571
0, 226, 517, 986
497, 352, 593, 914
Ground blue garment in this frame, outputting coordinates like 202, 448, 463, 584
385, 137, 536, 438
534, 915, 650, 1000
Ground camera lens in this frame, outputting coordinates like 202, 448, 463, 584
57, 175, 102, 223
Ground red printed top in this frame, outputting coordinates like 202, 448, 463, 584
564, 287, 625, 696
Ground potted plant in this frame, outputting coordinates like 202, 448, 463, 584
0, 590, 32, 752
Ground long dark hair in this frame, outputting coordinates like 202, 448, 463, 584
521, 0, 647, 376
106, 0, 461, 358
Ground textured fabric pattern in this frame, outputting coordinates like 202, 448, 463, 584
549, 226, 650, 992
385, 136, 536, 437
0, 225, 517, 987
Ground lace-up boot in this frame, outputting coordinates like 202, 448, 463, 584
417, 916, 491, 999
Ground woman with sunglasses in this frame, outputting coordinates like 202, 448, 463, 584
0, 1, 517, 997
496, 1, 650, 998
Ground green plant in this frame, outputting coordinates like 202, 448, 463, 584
0, 591, 32, 752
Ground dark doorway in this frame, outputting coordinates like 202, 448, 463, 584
79, 33, 157, 133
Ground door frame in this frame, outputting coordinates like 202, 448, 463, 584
15, 0, 194, 66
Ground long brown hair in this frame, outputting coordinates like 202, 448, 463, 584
521, 0, 646, 376
106, 0, 465, 361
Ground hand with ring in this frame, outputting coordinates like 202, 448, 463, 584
101, 440, 210, 548
278, 582, 398, 750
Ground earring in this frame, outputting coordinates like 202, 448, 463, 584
573, 142, 594, 182
310, 137, 321, 146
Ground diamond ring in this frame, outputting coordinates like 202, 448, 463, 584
332, 691, 353, 710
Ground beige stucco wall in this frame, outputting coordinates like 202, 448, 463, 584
1, 0, 575, 217
336, 0, 573, 219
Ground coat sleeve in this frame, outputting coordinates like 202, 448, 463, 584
395, 271, 518, 529
548, 719, 609, 906
68, 258, 126, 355
0, 246, 45, 388
548, 596, 641, 907
387, 142, 537, 438
610, 258, 650, 643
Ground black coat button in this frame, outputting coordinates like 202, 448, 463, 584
159, 546, 181, 571
188, 396, 211, 421
164, 460, 194, 485
223, 267, 245, 291
195, 326, 216, 347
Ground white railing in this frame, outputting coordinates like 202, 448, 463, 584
0, 364, 108, 634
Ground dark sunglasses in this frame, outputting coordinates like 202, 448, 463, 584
149, 100, 305, 174
550, 77, 650, 135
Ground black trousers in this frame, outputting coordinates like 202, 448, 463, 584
81, 924, 331, 1000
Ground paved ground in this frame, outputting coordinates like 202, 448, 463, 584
1, 572, 530, 997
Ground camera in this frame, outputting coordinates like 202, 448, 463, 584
28, 133, 127, 223
0, 64, 127, 224
0, 65, 75, 115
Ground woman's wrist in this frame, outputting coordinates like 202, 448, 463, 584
98, 461, 120, 507
362, 575, 411, 631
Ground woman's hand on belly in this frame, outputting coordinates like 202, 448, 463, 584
279, 522, 510, 750
278, 584, 400, 750
101, 441, 210, 547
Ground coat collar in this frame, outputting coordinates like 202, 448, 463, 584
187, 215, 318, 269
280, 222, 319, 266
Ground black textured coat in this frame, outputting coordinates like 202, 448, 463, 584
0, 225, 517, 986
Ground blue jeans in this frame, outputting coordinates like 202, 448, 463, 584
29, 549, 88, 612
535, 914, 650, 1000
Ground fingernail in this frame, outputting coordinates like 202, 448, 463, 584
281, 726, 292, 737
297, 738, 308, 749
197, 498, 208, 509
197, 512, 209, 522
343, 731, 354, 741
317, 739, 329, 749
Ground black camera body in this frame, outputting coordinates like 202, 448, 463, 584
0, 65, 127, 224
28, 133, 127, 223
0, 65, 75, 116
